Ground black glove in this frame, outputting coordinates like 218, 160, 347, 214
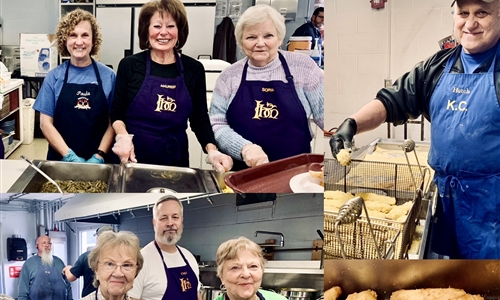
329, 118, 357, 157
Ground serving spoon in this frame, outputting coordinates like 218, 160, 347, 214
20, 155, 64, 194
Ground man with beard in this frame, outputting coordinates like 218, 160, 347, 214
18, 235, 72, 300
291, 6, 324, 50
129, 195, 201, 300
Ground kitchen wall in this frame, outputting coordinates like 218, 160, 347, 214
0, 0, 59, 45
325, 0, 454, 155
118, 193, 323, 262
0, 211, 37, 298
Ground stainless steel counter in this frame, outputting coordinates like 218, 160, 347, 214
6, 160, 221, 193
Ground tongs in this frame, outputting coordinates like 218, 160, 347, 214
20, 155, 64, 194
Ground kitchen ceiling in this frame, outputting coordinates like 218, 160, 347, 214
0, 193, 74, 212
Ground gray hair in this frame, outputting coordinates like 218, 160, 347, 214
215, 236, 266, 278
153, 195, 184, 219
234, 4, 286, 47
88, 231, 144, 288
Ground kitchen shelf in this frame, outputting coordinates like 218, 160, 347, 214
4, 139, 21, 158
0, 79, 24, 158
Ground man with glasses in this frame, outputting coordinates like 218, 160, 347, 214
129, 195, 201, 300
291, 7, 324, 50
18, 235, 72, 300
62, 225, 115, 298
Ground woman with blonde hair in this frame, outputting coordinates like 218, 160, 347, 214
34, 8, 115, 163
210, 4, 324, 170
215, 237, 286, 300
80, 231, 144, 300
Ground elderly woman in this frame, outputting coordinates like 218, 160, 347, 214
110, 0, 232, 171
33, 9, 115, 163
210, 5, 324, 171
215, 237, 287, 300
80, 231, 143, 300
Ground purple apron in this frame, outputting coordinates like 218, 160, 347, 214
428, 43, 500, 258
29, 257, 68, 300
154, 241, 198, 300
125, 51, 193, 166
48, 59, 108, 161
226, 52, 311, 170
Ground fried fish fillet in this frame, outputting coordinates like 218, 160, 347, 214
390, 288, 484, 300
364, 201, 393, 213
346, 289, 377, 300
324, 286, 342, 300
386, 201, 414, 220
355, 192, 397, 205
325, 190, 354, 201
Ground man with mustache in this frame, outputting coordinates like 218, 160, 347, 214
18, 235, 72, 300
129, 195, 201, 300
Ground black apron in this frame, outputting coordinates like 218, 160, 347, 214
47, 59, 108, 161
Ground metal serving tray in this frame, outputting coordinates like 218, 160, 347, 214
324, 260, 500, 299
118, 163, 217, 193
8, 160, 117, 193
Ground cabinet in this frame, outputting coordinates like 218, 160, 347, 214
59, 1, 96, 64
1, 79, 24, 158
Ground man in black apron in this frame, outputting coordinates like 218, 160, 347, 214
128, 196, 201, 300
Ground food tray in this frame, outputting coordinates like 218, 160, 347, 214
324, 260, 500, 299
119, 163, 213, 193
323, 159, 427, 259
8, 160, 116, 193
224, 154, 324, 193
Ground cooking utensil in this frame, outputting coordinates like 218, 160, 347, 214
280, 288, 319, 300
146, 187, 177, 193
20, 155, 64, 194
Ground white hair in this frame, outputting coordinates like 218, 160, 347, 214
234, 4, 286, 47
153, 195, 184, 219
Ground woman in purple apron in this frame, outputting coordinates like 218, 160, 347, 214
209, 5, 324, 171
110, 0, 232, 171
33, 9, 115, 164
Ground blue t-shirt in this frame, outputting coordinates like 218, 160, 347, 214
33, 60, 116, 117
70, 251, 95, 298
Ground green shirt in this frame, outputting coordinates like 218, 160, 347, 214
214, 289, 287, 300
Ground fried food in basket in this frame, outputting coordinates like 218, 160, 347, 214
346, 289, 377, 300
324, 190, 354, 212
324, 286, 342, 300
390, 288, 484, 300
355, 192, 396, 205
386, 201, 413, 220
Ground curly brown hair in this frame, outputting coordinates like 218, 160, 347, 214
56, 8, 102, 57
137, 0, 189, 50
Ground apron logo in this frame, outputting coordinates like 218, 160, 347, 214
262, 87, 274, 92
74, 97, 91, 110
179, 278, 193, 292
155, 94, 177, 112
253, 100, 279, 120
447, 100, 468, 112
452, 86, 470, 94
161, 84, 176, 89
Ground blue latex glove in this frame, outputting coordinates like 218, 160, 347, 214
86, 154, 105, 164
61, 148, 85, 163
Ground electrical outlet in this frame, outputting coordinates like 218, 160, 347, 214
384, 79, 392, 87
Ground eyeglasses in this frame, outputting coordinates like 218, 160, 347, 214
99, 261, 137, 272
39, 242, 52, 245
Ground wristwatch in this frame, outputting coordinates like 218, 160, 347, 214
96, 150, 107, 158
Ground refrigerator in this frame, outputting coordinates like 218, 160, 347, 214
95, 0, 217, 70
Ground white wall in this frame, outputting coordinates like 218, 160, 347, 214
0, 211, 37, 298
325, 0, 454, 156
0, 0, 59, 45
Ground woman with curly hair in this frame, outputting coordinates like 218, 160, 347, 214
33, 8, 116, 163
